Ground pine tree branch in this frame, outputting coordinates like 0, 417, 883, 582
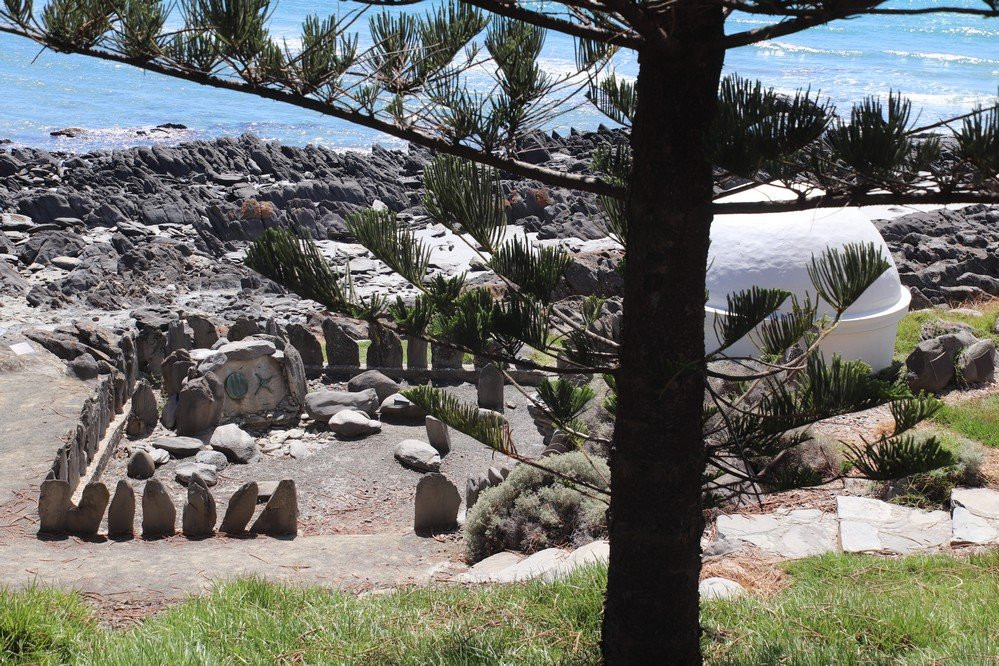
0, 24, 625, 199
463, 0, 643, 48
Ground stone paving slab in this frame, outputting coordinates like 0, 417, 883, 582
715, 508, 839, 559
951, 488, 999, 545
837, 496, 951, 554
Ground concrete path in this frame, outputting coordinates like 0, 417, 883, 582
0, 531, 460, 601
0, 334, 93, 499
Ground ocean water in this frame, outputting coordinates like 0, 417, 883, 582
0, 0, 995, 152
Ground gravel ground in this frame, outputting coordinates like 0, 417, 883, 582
100, 382, 546, 536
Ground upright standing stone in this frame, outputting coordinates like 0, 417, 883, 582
175, 372, 224, 436
250, 479, 298, 536
322, 318, 360, 367
367, 326, 403, 368
425, 416, 451, 455
65, 483, 110, 536
136, 327, 166, 376
414, 474, 461, 532
286, 323, 324, 378
431, 342, 464, 369
142, 478, 176, 538
220, 482, 258, 534
477, 363, 504, 412
107, 480, 135, 538
125, 381, 159, 438
186, 314, 220, 349
161, 349, 194, 396
264, 318, 283, 339
166, 319, 192, 352
38, 478, 72, 533
182, 474, 217, 537
407, 337, 428, 369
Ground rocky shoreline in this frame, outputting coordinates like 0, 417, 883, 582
0, 128, 995, 335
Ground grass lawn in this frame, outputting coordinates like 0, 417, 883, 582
932, 394, 999, 448
894, 303, 999, 361
4, 552, 999, 664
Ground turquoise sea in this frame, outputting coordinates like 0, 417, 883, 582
0, 0, 996, 151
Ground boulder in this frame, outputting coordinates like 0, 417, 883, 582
414, 473, 461, 532
67, 353, 100, 380
126, 451, 156, 480
151, 435, 203, 457
182, 474, 217, 537
106, 480, 135, 538
38, 478, 72, 533
699, 577, 746, 601
394, 439, 441, 472
959, 340, 996, 384
215, 339, 276, 361
380, 393, 425, 420
195, 449, 229, 470
175, 462, 219, 486
305, 389, 378, 420
328, 410, 382, 438
905, 332, 978, 392
250, 479, 298, 536
125, 381, 158, 438
425, 416, 451, 455
175, 372, 224, 435
286, 323, 323, 378
322, 318, 360, 367
142, 479, 176, 538
477, 363, 504, 411
220, 482, 258, 534
367, 326, 403, 368
209, 423, 260, 463
347, 369, 400, 402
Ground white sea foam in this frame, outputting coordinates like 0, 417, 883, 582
885, 50, 999, 66
753, 40, 864, 58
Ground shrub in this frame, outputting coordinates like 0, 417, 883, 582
465, 451, 609, 562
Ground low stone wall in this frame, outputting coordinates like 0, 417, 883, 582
25, 324, 138, 492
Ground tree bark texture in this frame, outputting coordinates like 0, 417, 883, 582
601, 8, 726, 664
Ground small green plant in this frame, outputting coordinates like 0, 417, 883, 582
932, 395, 999, 448
886, 433, 984, 509
465, 451, 609, 562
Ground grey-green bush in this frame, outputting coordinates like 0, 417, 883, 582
465, 451, 609, 562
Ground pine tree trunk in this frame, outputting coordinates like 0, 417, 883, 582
601, 11, 725, 664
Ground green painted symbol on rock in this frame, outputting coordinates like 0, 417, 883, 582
254, 371, 274, 396
225, 371, 249, 400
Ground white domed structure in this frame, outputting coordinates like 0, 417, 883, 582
705, 207, 910, 371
